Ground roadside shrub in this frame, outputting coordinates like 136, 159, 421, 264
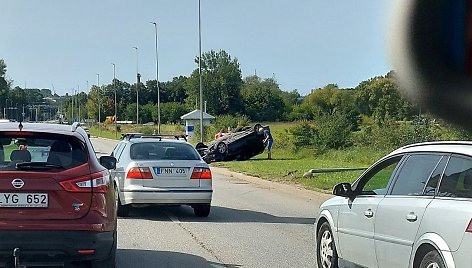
313, 114, 353, 151
271, 128, 294, 152
212, 115, 251, 132
290, 122, 316, 149
192, 124, 213, 143
289, 114, 352, 153
354, 116, 441, 150
139, 126, 154, 135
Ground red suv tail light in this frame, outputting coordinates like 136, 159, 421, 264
466, 219, 472, 233
126, 167, 153, 180
60, 171, 110, 193
191, 167, 212, 180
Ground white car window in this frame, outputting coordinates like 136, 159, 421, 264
438, 156, 472, 198
356, 156, 403, 195
130, 142, 200, 161
423, 156, 448, 196
390, 154, 442, 196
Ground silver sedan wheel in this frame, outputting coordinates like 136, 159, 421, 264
320, 229, 334, 268
426, 263, 440, 268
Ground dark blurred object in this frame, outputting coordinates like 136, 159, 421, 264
391, 0, 472, 129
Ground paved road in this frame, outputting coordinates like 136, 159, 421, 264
91, 138, 330, 268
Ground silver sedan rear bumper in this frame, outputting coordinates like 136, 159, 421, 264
121, 188, 212, 205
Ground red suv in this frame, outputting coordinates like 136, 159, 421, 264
0, 122, 117, 267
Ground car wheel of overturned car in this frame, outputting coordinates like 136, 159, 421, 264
419, 250, 445, 268
195, 142, 207, 149
253, 123, 263, 133
216, 141, 228, 155
317, 221, 338, 268
193, 203, 211, 217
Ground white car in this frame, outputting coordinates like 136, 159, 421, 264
110, 134, 212, 217
316, 141, 472, 268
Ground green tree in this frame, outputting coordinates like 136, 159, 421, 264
355, 73, 416, 124
297, 84, 360, 130
158, 102, 188, 124
185, 50, 243, 115
0, 59, 10, 114
161, 76, 188, 103
240, 76, 285, 121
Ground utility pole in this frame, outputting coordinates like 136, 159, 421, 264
198, 0, 204, 142
112, 63, 117, 138
133, 46, 140, 125
150, 22, 161, 134
97, 73, 101, 137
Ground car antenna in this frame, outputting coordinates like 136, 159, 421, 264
18, 118, 23, 131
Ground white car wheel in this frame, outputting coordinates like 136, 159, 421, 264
419, 250, 445, 268
317, 222, 338, 268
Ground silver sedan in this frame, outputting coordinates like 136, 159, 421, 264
110, 135, 212, 217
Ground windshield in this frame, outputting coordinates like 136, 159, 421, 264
130, 142, 200, 161
0, 133, 87, 171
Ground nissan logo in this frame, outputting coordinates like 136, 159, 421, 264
11, 179, 24, 189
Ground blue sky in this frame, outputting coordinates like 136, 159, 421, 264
0, 0, 396, 96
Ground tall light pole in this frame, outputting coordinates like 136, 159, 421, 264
132, 46, 140, 125
77, 85, 80, 123
97, 73, 101, 137
150, 21, 161, 134
112, 63, 117, 138
86, 80, 89, 123
198, 0, 204, 142
4, 99, 7, 119
71, 89, 74, 123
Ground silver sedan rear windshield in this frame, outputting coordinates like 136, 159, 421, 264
130, 142, 200, 160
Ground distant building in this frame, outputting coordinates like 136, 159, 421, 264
180, 109, 215, 137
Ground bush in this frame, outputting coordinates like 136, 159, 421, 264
139, 126, 154, 135
313, 114, 353, 151
290, 122, 316, 149
289, 114, 352, 152
212, 115, 250, 132
354, 116, 441, 150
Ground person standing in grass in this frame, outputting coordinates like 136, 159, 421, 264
262, 126, 273, 160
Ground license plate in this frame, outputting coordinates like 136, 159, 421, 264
154, 167, 189, 176
0, 193, 48, 208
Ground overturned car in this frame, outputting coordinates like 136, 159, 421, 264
196, 124, 266, 163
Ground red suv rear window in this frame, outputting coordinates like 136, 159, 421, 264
0, 132, 88, 171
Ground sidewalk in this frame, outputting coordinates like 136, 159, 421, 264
210, 166, 332, 202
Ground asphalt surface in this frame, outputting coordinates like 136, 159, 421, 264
91, 137, 330, 268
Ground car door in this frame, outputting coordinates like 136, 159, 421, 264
418, 155, 472, 252
374, 154, 445, 268
336, 155, 403, 268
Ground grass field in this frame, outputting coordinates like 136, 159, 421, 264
88, 122, 389, 192
213, 146, 387, 192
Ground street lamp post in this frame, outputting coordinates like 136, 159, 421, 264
3, 99, 7, 119
150, 21, 161, 134
112, 63, 117, 138
97, 73, 101, 137
77, 85, 80, 123
132, 46, 139, 125
198, 0, 204, 143
71, 90, 74, 123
